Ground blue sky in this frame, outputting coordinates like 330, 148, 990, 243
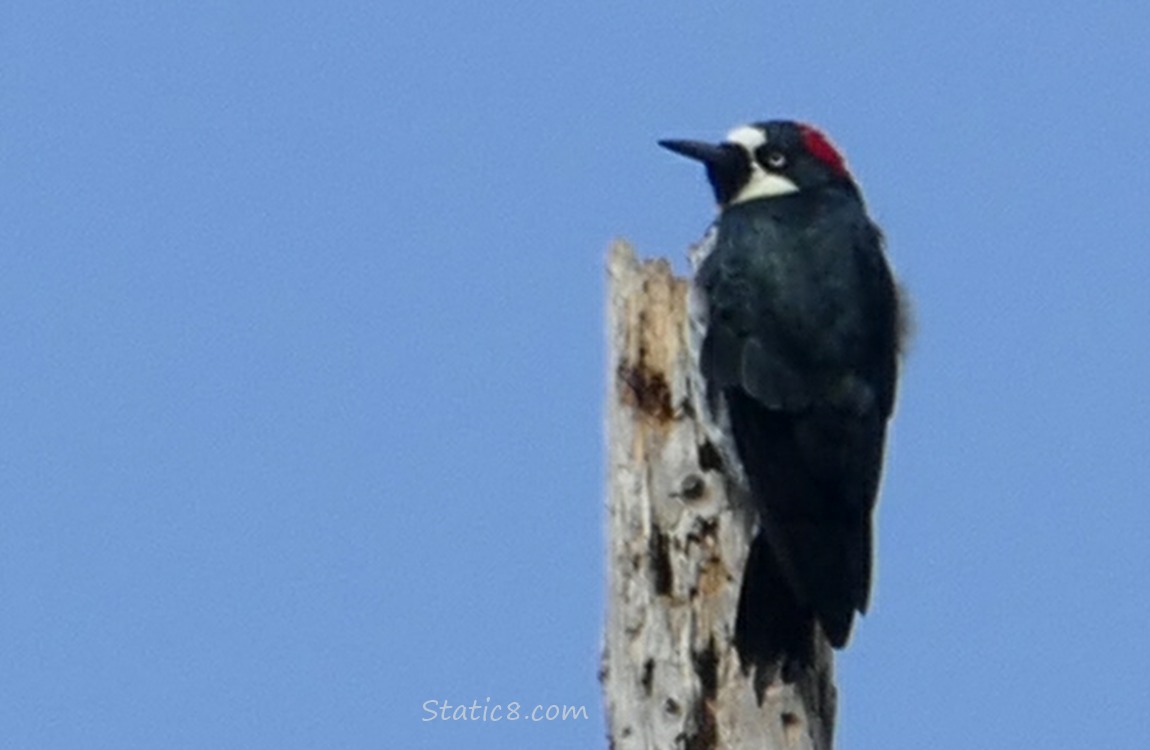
2, 2, 1149, 748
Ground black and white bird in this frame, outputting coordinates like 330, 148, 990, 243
660, 121, 903, 676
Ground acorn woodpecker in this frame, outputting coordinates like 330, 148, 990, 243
660, 121, 902, 675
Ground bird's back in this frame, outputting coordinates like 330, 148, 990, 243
695, 191, 898, 653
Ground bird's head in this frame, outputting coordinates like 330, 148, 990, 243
660, 120, 856, 209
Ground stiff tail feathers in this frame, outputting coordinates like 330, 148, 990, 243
734, 531, 815, 680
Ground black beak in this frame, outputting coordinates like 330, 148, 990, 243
658, 138, 749, 207
658, 139, 731, 167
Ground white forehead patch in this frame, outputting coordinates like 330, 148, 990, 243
722, 124, 798, 205
724, 125, 767, 153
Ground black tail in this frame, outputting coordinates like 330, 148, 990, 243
734, 531, 816, 680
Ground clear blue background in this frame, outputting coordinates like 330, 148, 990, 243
3, 2, 1148, 748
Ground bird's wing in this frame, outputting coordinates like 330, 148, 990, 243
698, 210, 899, 645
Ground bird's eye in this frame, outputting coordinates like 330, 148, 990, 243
764, 151, 787, 169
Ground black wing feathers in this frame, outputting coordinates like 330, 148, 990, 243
699, 194, 898, 660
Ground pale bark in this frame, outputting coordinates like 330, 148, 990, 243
601, 240, 836, 750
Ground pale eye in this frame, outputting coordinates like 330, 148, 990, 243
765, 151, 787, 169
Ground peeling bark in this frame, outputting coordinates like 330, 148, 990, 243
602, 240, 836, 750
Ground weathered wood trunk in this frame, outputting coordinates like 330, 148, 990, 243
601, 240, 836, 750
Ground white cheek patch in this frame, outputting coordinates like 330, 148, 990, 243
731, 168, 799, 203
723, 123, 799, 204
